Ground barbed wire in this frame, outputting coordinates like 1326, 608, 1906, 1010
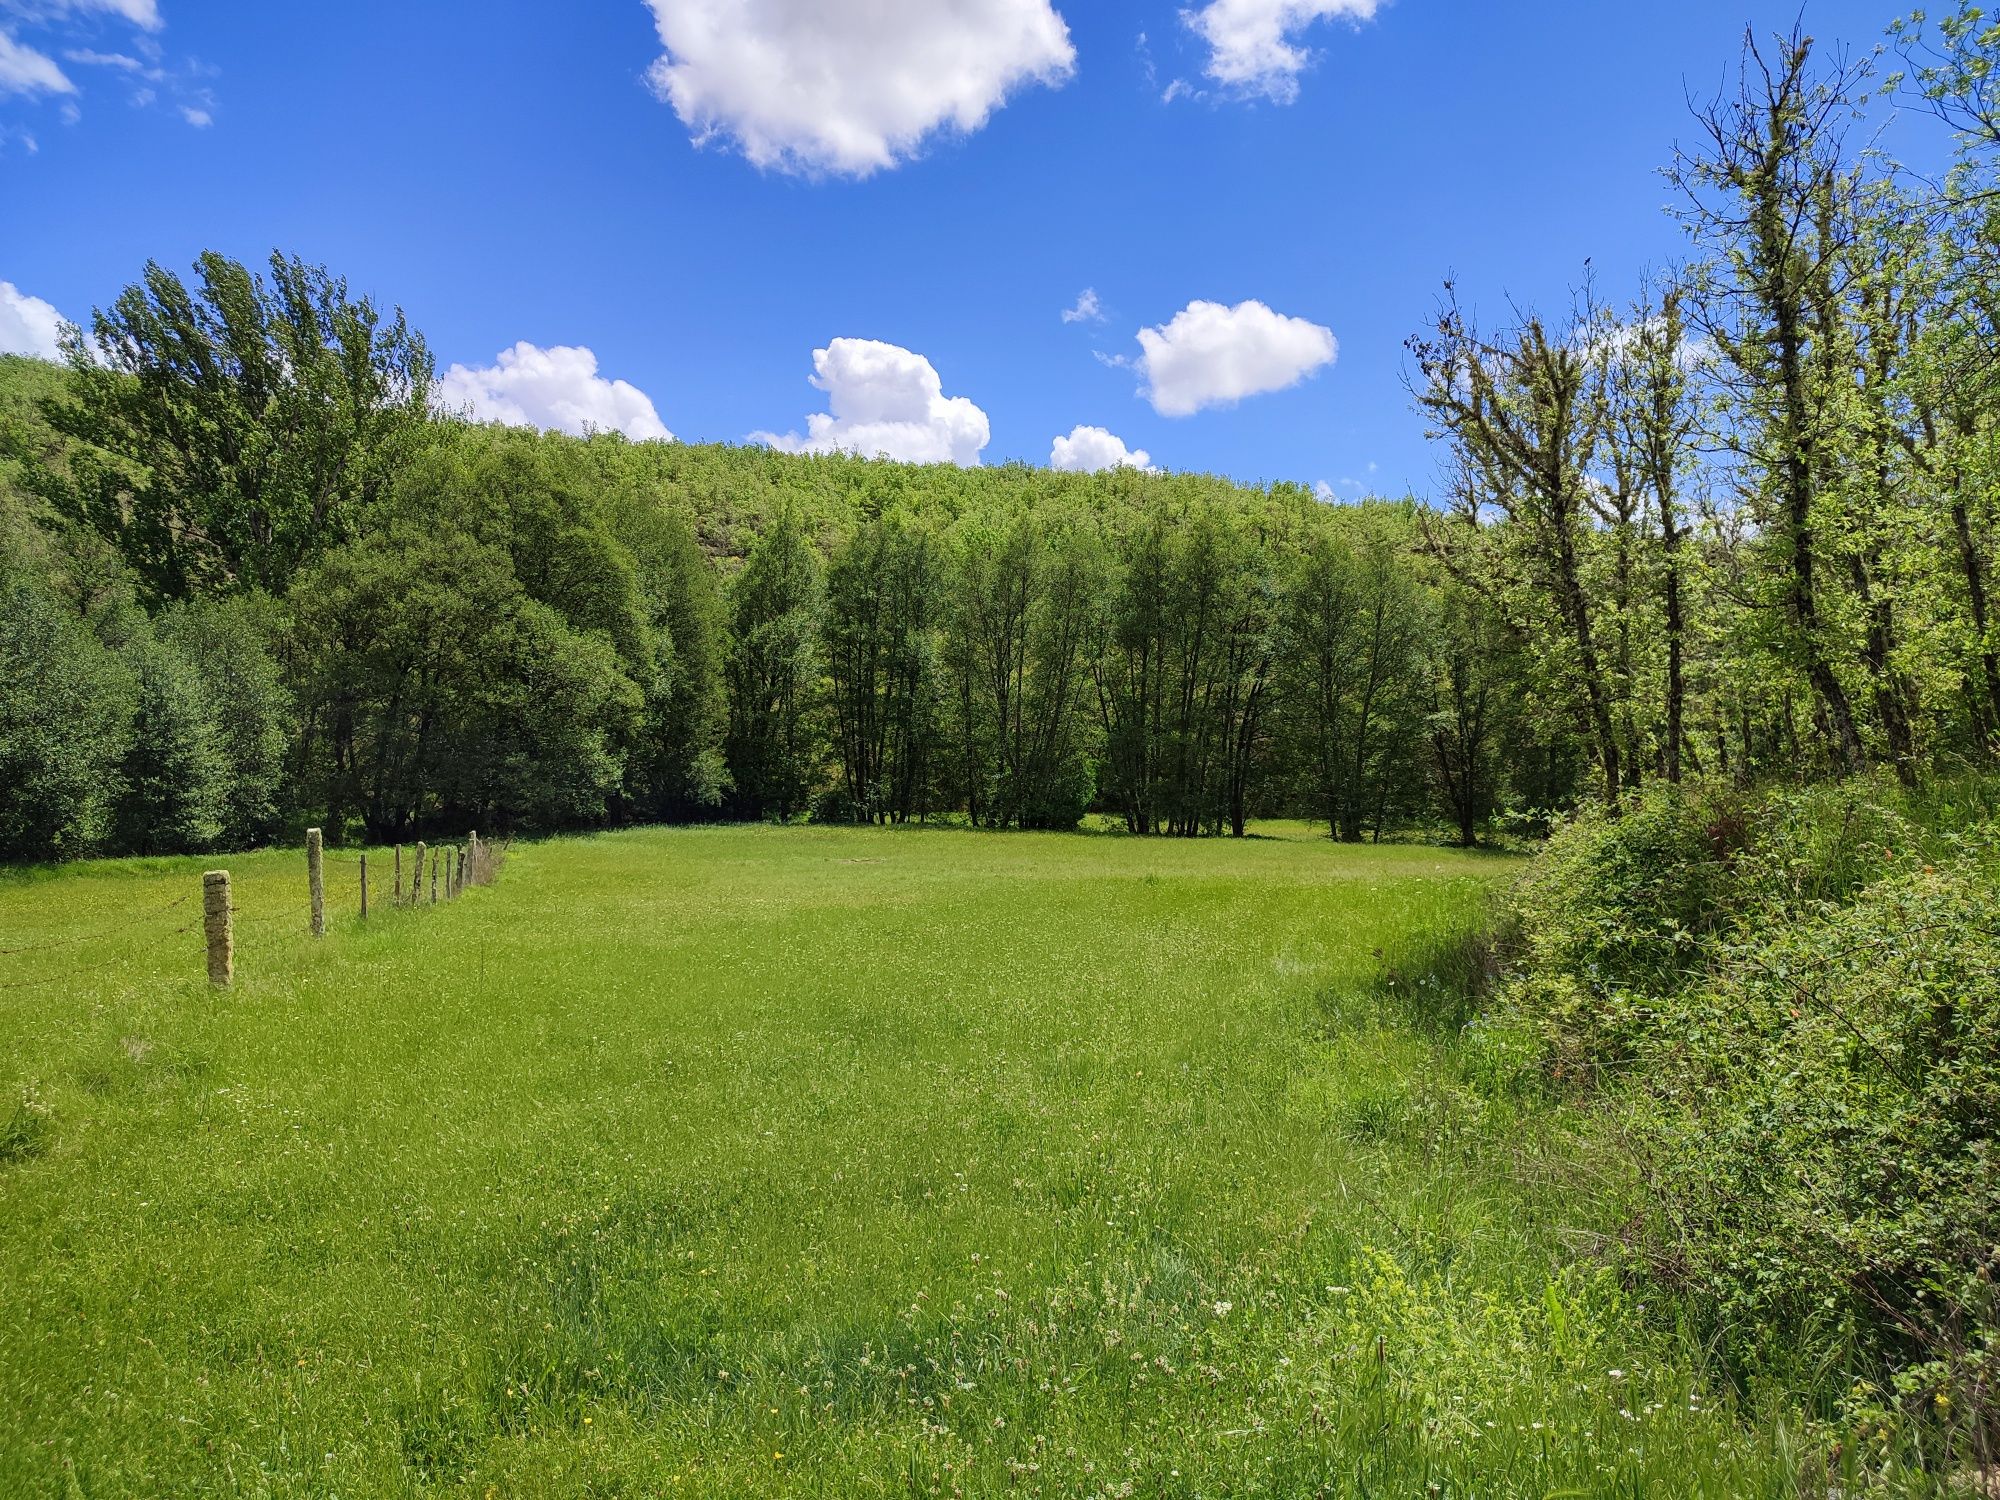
0, 921, 199, 989
0, 892, 191, 957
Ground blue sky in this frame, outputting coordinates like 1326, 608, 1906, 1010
0, 0, 1943, 498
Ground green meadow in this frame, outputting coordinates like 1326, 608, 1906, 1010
2, 826, 1806, 1497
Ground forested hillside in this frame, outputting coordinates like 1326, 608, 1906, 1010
1, 12, 1995, 867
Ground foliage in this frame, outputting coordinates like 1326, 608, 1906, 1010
0, 565, 133, 863
1487, 774, 2000, 1465
156, 594, 292, 849
33, 251, 435, 600
724, 512, 825, 821
109, 632, 230, 857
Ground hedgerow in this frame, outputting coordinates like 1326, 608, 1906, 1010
1483, 777, 2000, 1468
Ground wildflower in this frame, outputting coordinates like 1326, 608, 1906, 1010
1212, 1300, 1233, 1317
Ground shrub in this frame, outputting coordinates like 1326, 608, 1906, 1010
1489, 776, 2000, 1455
157, 594, 293, 848
111, 632, 229, 855
0, 568, 134, 862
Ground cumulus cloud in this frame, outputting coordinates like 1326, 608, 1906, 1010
1182, 0, 1379, 101
0, 279, 67, 359
0, 30, 73, 95
7, 0, 164, 30
1061, 287, 1104, 325
1131, 298, 1336, 417
1050, 424, 1154, 473
755, 338, 989, 466
435, 342, 673, 442
642, 0, 1075, 177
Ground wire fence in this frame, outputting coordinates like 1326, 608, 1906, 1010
0, 832, 508, 992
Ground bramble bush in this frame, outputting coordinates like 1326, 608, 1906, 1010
1482, 776, 2000, 1465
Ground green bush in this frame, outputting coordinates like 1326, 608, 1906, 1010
111, 633, 229, 856
1636, 846, 2000, 1373
0, 568, 134, 862
157, 594, 293, 848
1489, 776, 2000, 1454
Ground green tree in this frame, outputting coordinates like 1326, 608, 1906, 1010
824, 515, 943, 823
0, 566, 134, 862
725, 513, 826, 821
38, 251, 434, 600
157, 594, 292, 848
111, 632, 228, 855
944, 511, 1105, 831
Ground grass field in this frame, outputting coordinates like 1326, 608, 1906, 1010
1, 824, 1812, 1497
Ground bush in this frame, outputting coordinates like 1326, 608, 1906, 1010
157, 594, 293, 848
0, 568, 134, 862
1488, 776, 2000, 1455
1635, 846, 2000, 1390
111, 633, 229, 855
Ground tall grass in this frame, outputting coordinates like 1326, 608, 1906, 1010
0, 824, 1852, 1495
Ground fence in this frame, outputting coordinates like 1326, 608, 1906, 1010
200, 828, 505, 987
0, 830, 505, 992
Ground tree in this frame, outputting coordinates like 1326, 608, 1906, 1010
725, 512, 826, 821
945, 510, 1105, 830
0, 565, 133, 862
290, 524, 640, 838
1671, 28, 1872, 776
1422, 583, 1504, 847
39, 251, 434, 600
1412, 289, 1628, 808
158, 594, 292, 848
111, 632, 228, 856
824, 516, 942, 823
1276, 513, 1426, 842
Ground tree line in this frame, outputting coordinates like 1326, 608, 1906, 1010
1, 5, 1995, 863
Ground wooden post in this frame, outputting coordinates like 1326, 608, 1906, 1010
429, 846, 439, 904
393, 845, 403, 905
360, 852, 369, 920
412, 842, 426, 908
307, 827, 325, 937
202, 870, 232, 986
469, 831, 479, 886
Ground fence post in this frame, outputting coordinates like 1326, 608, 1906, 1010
360, 852, 369, 920
394, 844, 403, 905
469, 831, 479, 886
430, 846, 439, 904
412, 842, 426, 908
307, 827, 325, 937
202, 870, 232, 986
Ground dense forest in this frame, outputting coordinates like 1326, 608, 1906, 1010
3, 15, 1996, 861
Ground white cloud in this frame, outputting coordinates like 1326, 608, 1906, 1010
177, 101, 203, 124
0, 279, 67, 360
755, 338, 989, 466
1051, 424, 1155, 473
3, 0, 161, 29
1182, 0, 1379, 101
1061, 287, 1104, 325
1131, 298, 1337, 417
435, 342, 673, 442
0, 29, 74, 95
642, 0, 1075, 177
